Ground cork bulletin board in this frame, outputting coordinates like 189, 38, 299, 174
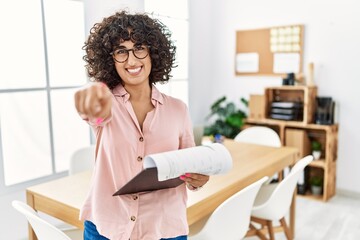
235, 24, 304, 77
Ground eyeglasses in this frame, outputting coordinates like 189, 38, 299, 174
111, 45, 149, 63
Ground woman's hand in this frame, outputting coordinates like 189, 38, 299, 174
74, 82, 112, 121
180, 173, 209, 190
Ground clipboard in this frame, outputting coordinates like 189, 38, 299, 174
113, 168, 183, 196
113, 143, 233, 196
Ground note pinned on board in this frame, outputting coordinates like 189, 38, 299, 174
236, 52, 259, 73
273, 53, 300, 73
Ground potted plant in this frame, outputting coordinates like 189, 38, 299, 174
204, 96, 248, 139
311, 140, 322, 160
309, 175, 323, 195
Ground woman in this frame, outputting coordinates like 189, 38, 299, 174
74, 10, 209, 240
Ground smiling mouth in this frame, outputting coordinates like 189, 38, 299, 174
127, 66, 142, 75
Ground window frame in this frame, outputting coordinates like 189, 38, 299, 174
0, 0, 91, 195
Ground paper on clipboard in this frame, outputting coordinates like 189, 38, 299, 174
144, 143, 232, 181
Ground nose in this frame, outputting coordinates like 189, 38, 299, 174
126, 50, 137, 65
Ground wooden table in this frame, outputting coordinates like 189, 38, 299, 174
26, 140, 298, 240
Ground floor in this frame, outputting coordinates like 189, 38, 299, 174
245, 194, 360, 240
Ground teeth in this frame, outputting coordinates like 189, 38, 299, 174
127, 67, 141, 73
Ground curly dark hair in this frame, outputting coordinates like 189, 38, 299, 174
83, 11, 177, 90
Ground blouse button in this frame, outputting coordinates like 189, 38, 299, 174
137, 156, 143, 162
132, 195, 138, 200
139, 137, 144, 142
130, 216, 136, 221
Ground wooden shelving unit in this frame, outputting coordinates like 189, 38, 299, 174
264, 86, 317, 124
245, 86, 338, 201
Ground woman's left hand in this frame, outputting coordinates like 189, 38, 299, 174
180, 173, 209, 189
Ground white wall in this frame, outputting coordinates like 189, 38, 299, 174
188, 0, 360, 193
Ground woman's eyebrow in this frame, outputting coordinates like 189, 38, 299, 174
115, 43, 141, 49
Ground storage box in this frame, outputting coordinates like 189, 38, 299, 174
248, 95, 265, 120
285, 128, 311, 158
265, 86, 317, 123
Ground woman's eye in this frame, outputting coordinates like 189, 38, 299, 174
134, 46, 145, 51
115, 49, 127, 55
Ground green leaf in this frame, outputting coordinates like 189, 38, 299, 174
206, 96, 227, 119
311, 141, 321, 151
204, 96, 248, 139
310, 176, 323, 186
225, 102, 236, 117
240, 97, 249, 107
210, 96, 226, 112
226, 113, 243, 128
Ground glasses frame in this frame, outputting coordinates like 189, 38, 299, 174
110, 45, 150, 63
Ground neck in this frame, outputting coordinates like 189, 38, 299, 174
124, 83, 152, 101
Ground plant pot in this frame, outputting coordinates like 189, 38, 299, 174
312, 150, 321, 160
311, 185, 322, 195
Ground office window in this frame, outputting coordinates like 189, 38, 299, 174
144, 0, 189, 105
0, 0, 90, 189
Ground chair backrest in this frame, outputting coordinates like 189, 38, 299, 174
193, 125, 204, 146
191, 176, 269, 240
234, 126, 281, 147
12, 200, 72, 240
252, 155, 313, 220
69, 145, 95, 175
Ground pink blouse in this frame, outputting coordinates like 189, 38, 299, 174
79, 84, 195, 240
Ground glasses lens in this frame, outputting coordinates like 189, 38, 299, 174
113, 49, 128, 63
133, 46, 148, 59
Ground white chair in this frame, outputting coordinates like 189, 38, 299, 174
248, 155, 314, 240
188, 176, 269, 240
69, 145, 96, 175
193, 125, 204, 146
12, 200, 83, 240
234, 126, 281, 147
235, 126, 283, 182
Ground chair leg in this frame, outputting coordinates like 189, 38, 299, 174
247, 223, 268, 240
246, 223, 257, 236
251, 216, 292, 240
266, 220, 275, 240
278, 170, 284, 181
280, 217, 292, 240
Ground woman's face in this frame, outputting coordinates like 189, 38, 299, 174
113, 40, 152, 87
